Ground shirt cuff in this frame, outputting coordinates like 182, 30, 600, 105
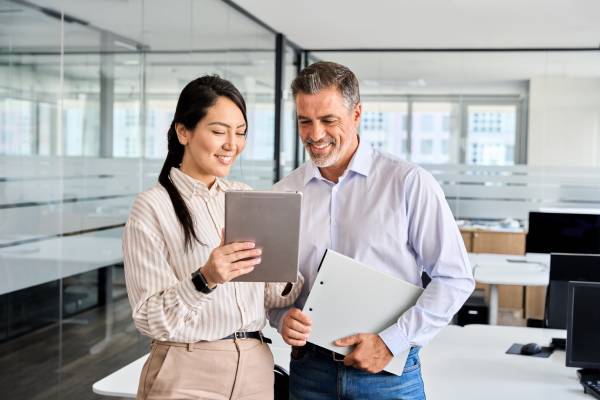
379, 324, 411, 357
178, 277, 213, 308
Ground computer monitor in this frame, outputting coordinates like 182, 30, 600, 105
526, 212, 600, 254
566, 281, 600, 369
546, 254, 600, 329
550, 254, 600, 282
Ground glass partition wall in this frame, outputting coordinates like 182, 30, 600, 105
306, 50, 600, 223
2, 0, 600, 397
0, 0, 298, 398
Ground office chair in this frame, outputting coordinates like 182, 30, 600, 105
274, 364, 289, 400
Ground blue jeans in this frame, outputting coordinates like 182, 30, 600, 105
289, 346, 425, 400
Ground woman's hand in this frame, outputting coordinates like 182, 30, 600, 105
200, 230, 261, 287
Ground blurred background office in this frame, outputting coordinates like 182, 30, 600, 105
1, 0, 600, 399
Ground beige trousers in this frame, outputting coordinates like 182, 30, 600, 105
137, 338, 274, 400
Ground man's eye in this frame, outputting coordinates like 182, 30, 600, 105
213, 131, 226, 135
235, 132, 246, 136
299, 120, 310, 125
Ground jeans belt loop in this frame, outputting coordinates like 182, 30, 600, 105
187, 342, 193, 352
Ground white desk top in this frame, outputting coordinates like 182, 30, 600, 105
0, 230, 123, 295
470, 252, 550, 286
422, 324, 586, 400
94, 324, 587, 399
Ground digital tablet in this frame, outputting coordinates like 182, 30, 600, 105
225, 190, 302, 282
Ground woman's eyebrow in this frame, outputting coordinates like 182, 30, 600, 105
207, 121, 246, 129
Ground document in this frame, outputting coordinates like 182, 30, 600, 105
303, 249, 423, 376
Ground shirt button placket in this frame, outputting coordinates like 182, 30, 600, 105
330, 185, 337, 250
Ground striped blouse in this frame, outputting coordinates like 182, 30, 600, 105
123, 167, 303, 343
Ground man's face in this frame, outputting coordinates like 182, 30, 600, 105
296, 86, 361, 168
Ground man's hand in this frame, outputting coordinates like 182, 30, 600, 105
335, 333, 393, 373
281, 308, 312, 346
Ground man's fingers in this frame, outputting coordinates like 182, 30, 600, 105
343, 351, 357, 367
284, 338, 307, 346
288, 308, 312, 326
335, 334, 361, 347
284, 325, 310, 340
287, 318, 311, 334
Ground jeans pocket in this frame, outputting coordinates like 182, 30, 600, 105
402, 350, 421, 374
291, 345, 308, 362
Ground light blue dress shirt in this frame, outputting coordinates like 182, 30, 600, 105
270, 138, 475, 356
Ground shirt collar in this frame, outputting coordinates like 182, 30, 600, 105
302, 137, 373, 186
169, 167, 225, 199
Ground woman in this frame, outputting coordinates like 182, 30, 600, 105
123, 75, 303, 400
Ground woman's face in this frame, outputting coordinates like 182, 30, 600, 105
176, 96, 247, 187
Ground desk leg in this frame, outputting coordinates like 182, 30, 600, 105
489, 284, 498, 325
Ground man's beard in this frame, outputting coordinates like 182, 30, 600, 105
304, 138, 341, 168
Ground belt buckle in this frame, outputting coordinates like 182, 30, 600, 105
234, 331, 247, 340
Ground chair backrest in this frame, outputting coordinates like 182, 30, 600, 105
545, 253, 600, 329
274, 364, 289, 400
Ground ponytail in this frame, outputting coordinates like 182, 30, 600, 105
158, 75, 247, 252
158, 122, 200, 252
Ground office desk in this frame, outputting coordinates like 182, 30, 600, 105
422, 324, 586, 400
94, 324, 586, 399
470, 253, 550, 324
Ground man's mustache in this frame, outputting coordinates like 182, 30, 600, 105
305, 138, 336, 146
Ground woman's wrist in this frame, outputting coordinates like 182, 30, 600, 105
200, 267, 217, 289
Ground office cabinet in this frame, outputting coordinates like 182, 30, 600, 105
525, 287, 546, 320
460, 229, 526, 312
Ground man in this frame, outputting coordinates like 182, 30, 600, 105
270, 61, 475, 399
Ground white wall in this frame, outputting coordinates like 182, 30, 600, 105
528, 77, 600, 167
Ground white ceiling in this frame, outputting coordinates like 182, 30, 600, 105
3, 0, 600, 96
235, 0, 600, 49
10, 0, 275, 51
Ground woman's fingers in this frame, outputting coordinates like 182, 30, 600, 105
231, 257, 262, 271
230, 264, 256, 279
225, 248, 262, 263
221, 241, 255, 255
210, 253, 261, 282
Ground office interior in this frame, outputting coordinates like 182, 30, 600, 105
1, 0, 600, 399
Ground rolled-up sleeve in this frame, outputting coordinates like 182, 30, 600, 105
379, 168, 475, 356
123, 219, 213, 340
264, 273, 304, 309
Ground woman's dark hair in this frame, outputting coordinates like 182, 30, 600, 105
159, 75, 247, 251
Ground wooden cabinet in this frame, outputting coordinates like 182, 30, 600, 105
525, 287, 546, 320
460, 229, 526, 312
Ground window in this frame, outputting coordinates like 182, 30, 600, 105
466, 104, 517, 165
356, 97, 521, 165
420, 114, 434, 132
411, 102, 457, 164
421, 139, 433, 155
360, 101, 408, 159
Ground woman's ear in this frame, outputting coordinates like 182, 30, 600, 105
175, 123, 189, 146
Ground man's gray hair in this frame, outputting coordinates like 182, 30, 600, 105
291, 61, 360, 109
